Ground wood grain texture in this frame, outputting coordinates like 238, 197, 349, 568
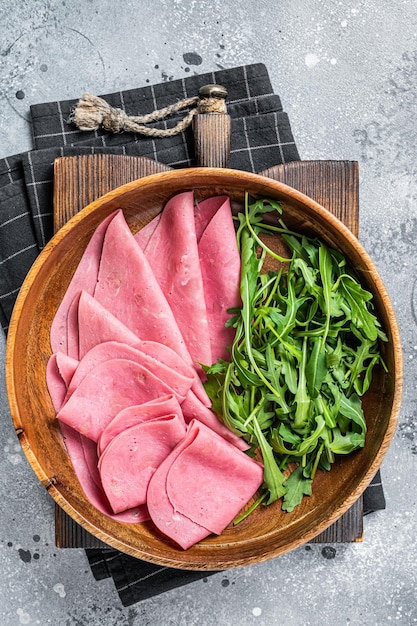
259, 160, 359, 236
6, 164, 402, 569
193, 113, 232, 168
53, 154, 171, 231
55, 494, 363, 549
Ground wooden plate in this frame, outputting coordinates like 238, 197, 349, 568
5, 167, 403, 570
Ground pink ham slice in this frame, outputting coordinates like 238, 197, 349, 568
76, 291, 207, 400
46, 353, 79, 411
137, 195, 240, 365
98, 413, 187, 513
56, 358, 174, 442
92, 209, 209, 404
142, 191, 212, 373
98, 393, 183, 455
195, 196, 241, 363
67, 291, 82, 360
165, 420, 263, 535
79, 433, 102, 490
47, 197, 254, 535
95, 382, 248, 454
93, 209, 191, 365
134, 213, 160, 249
193, 195, 227, 241
65, 341, 194, 404
147, 420, 263, 549
77, 290, 141, 359
50, 361, 150, 523
50, 211, 116, 355
146, 421, 212, 549
135, 340, 197, 384
60, 422, 149, 523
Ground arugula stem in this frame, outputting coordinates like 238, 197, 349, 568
264, 271, 282, 307
311, 442, 324, 479
244, 195, 292, 264
242, 395, 263, 431
266, 324, 302, 360
233, 492, 268, 525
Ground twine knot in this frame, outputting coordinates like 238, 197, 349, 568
70, 93, 131, 132
69, 84, 228, 138
101, 104, 130, 134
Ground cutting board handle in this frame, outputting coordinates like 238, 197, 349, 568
193, 84, 232, 168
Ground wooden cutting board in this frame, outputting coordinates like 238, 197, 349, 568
53, 155, 363, 549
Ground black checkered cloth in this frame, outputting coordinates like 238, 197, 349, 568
0, 63, 385, 607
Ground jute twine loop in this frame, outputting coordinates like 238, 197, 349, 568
69, 86, 227, 137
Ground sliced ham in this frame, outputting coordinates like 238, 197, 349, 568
67, 291, 82, 360
146, 422, 212, 549
46, 353, 79, 411
134, 340, 197, 385
56, 358, 174, 441
93, 210, 191, 364
193, 195, 228, 241
60, 422, 150, 523
92, 209, 209, 404
54, 352, 78, 388
134, 214, 160, 249
76, 292, 209, 403
98, 394, 183, 454
196, 196, 241, 363
79, 433, 102, 490
165, 421, 263, 535
50, 211, 116, 354
147, 420, 263, 549
77, 290, 141, 359
47, 195, 260, 539
65, 341, 194, 404
98, 413, 187, 513
143, 191, 213, 373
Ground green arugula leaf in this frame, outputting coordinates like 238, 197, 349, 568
305, 337, 327, 399
252, 418, 287, 504
329, 428, 365, 454
339, 391, 366, 435
338, 275, 380, 341
282, 465, 313, 512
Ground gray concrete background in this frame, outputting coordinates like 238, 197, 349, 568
0, 1, 416, 624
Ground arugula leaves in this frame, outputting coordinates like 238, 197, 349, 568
204, 195, 387, 514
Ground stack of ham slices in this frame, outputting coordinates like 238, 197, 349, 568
46, 192, 264, 550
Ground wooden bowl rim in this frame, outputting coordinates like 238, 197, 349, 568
5, 167, 403, 569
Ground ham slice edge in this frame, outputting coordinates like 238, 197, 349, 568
165, 421, 264, 535
98, 414, 186, 513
